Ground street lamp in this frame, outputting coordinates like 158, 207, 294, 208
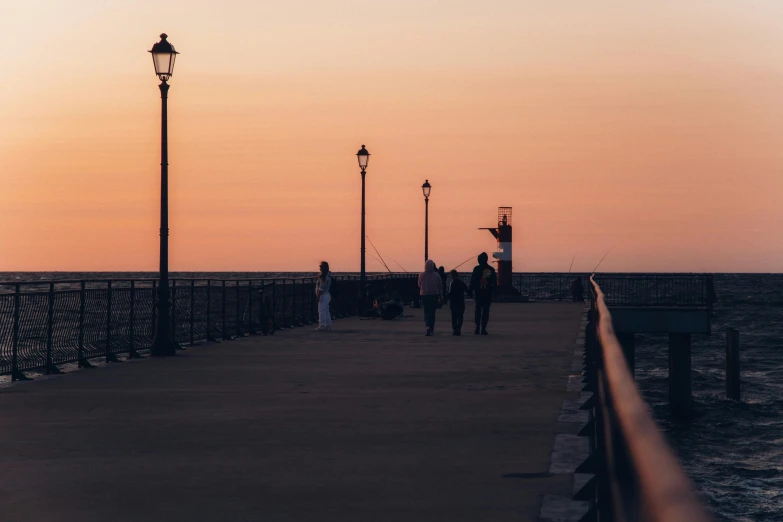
422, 180, 431, 261
357, 145, 370, 304
149, 33, 179, 357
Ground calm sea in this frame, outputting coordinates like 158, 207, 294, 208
0, 272, 779, 520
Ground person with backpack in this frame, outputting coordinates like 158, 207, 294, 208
469, 252, 497, 335
315, 261, 333, 331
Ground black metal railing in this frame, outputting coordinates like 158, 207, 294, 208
0, 274, 419, 379
512, 272, 714, 309
592, 274, 714, 308
581, 275, 711, 521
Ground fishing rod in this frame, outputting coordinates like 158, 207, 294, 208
592, 245, 615, 274
451, 254, 477, 272
568, 253, 576, 273
389, 258, 409, 273
366, 236, 393, 274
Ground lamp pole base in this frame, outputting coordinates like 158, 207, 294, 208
150, 338, 179, 357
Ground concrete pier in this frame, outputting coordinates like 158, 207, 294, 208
0, 303, 583, 522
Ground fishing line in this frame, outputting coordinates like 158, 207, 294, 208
366, 236, 393, 273
389, 258, 409, 273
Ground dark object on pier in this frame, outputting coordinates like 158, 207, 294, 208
570, 277, 584, 302
726, 327, 740, 400
583, 275, 712, 522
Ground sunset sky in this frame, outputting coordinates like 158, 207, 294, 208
1, 1, 783, 272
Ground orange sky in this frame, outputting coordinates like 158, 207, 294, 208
2, 1, 783, 272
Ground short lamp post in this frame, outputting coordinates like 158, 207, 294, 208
422, 180, 431, 262
149, 33, 180, 357
357, 145, 370, 304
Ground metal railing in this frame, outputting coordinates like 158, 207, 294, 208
0, 274, 419, 379
592, 274, 714, 308
582, 275, 711, 521
512, 272, 714, 308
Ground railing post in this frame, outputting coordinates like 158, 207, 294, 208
236, 280, 241, 337
311, 278, 317, 323
726, 328, 740, 400
271, 280, 277, 331
77, 282, 92, 368
292, 279, 298, 326
258, 283, 267, 335
222, 280, 228, 340
190, 280, 195, 346
206, 280, 215, 341
558, 275, 562, 301
45, 282, 57, 373
247, 281, 255, 335
11, 283, 21, 380
105, 281, 119, 363
282, 279, 289, 327
129, 281, 141, 359
171, 279, 178, 345
152, 279, 158, 335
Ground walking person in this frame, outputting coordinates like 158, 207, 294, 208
469, 252, 497, 335
315, 261, 333, 331
418, 259, 443, 336
437, 266, 447, 308
446, 270, 469, 335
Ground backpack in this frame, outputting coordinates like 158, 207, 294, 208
329, 276, 339, 298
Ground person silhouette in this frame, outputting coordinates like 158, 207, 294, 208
315, 261, 333, 331
418, 260, 443, 336
469, 252, 497, 335
447, 270, 469, 335
437, 266, 447, 308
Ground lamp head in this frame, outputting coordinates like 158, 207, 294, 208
422, 179, 431, 199
149, 33, 179, 81
356, 145, 370, 171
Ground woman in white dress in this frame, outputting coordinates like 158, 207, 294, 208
315, 261, 333, 331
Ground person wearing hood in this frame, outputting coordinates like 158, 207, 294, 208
469, 252, 497, 335
418, 259, 443, 336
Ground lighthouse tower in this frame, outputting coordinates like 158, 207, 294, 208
480, 207, 513, 290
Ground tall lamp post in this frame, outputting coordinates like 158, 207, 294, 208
357, 145, 370, 304
422, 179, 431, 261
149, 33, 179, 357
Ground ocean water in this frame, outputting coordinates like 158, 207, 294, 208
634, 274, 783, 521
0, 272, 779, 520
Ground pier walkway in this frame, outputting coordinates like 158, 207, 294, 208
0, 303, 584, 522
